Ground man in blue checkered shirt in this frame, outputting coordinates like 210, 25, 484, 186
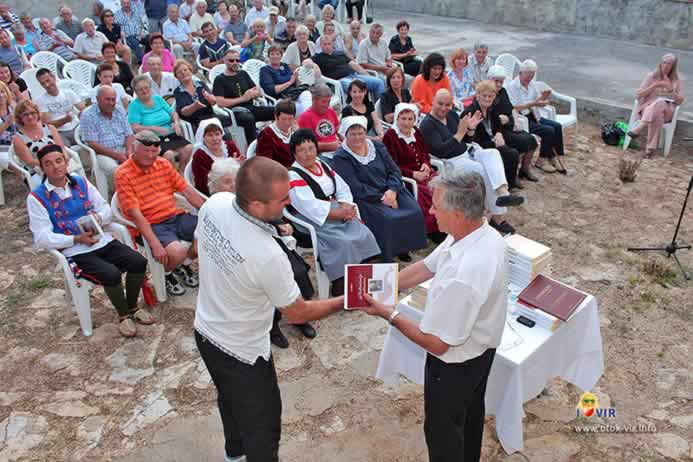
115, 0, 148, 63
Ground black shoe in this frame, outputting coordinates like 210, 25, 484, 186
294, 322, 316, 339
489, 219, 516, 236
519, 169, 539, 182
270, 327, 289, 348
495, 194, 524, 207
165, 273, 186, 296
428, 231, 447, 244
397, 253, 412, 262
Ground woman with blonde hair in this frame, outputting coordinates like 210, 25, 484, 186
627, 53, 684, 157
241, 18, 273, 61
447, 48, 475, 105
12, 100, 64, 170
316, 4, 344, 37
0, 81, 17, 148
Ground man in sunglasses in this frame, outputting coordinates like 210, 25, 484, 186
212, 48, 275, 145
115, 130, 207, 296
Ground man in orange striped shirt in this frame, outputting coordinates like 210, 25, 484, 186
115, 130, 207, 295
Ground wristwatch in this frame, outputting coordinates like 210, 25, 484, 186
388, 310, 401, 325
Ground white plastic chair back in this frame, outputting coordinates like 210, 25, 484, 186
74, 126, 110, 198
57, 79, 91, 101
374, 99, 392, 130
208, 63, 226, 87
19, 68, 44, 99
63, 60, 97, 88
282, 208, 330, 299
623, 99, 679, 157
30, 51, 67, 77
495, 53, 520, 81
297, 66, 316, 86
242, 59, 266, 87
246, 139, 257, 158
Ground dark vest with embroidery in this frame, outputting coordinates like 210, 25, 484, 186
30, 175, 93, 236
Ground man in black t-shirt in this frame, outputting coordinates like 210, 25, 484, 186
304, 35, 384, 100
212, 48, 275, 144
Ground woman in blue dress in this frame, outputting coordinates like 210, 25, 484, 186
332, 116, 427, 262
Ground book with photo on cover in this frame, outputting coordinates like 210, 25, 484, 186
76, 214, 104, 237
518, 274, 586, 322
344, 263, 399, 310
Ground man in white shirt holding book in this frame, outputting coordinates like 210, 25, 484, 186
359, 169, 508, 462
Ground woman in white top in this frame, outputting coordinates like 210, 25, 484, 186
189, 0, 215, 37
316, 4, 344, 37
281, 25, 317, 70
91, 63, 129, 111
288, 128, 380, 295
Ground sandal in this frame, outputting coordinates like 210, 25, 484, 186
165, 273, 186, 296
174, 265, 199, 288
132, 309, 156, 325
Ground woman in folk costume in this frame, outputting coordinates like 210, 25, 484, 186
332, 116, 427, 263
287, 128, 380, 296
256, 99, 298, 168
382, 103, 446, 244
190, 118, 244, 196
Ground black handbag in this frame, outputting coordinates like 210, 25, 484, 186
601, 122, 625, 146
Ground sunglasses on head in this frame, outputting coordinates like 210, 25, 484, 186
140, 140, 161, 147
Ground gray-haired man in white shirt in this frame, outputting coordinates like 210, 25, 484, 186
194, 156, 345, 462
359, 169, 508, 462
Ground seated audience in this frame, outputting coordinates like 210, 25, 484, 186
11, 23, 36, 58
0, 4, 17, 31
90, 1, 105, 25
627, 53, 684, 158
315, 22, 345, 54
382, 103, 444, 243
143, 55, 179, 98
213, 1, 231, 30
97, 43, 134, 94
305, 14, 320, 43
205, 153, 317, 348
241, 18, 272, 61
174, 60, 230, 132
115, 130, 206, 296
469, 41, 492, 84
35, 17, 76, 61
55, 7, 82, 41
212, 48, 275, 143
316, 4, 343, 36
448, 48, 475, 104
144, 0, 168, 33
98, 9, 132, 64
344, 20, 365, 61
275, 16, 297, 48
419, 89, 524, 235
0, 81, 16, 147
141, 33, 176, 73
506, 59, 565, 173
411, 53, 451, 114
265, 6, 286, 40
288, 127, 380, 295
245, 0, 270, 28
90, 64, 129, 111
0, 29, 27, 76
462, 80, 521, 190
488, 65, 538, 182
306, 35, 385, 100
0, 60, 26, 102
80, 85, 134, 191
128, 75, 193, 171
114, 0, 146, 64
163, 4, 199, 60
179, 0, 196, 21
256, 99, 298, 168
20, 13, 40, 50
380, 66, 411, 123
388, 20, 420, 77
74, 18, 109, 63
28, 144, 152, 338
333, 116, 427, 262
198, 21, 229, 68
342, 79, 385, 140
223, 4, 247, 46
35, 68, 84, 146
281, 24, 317, 70
189, 1, 214, 37
357, 23, 394, 81
260, 45, 312, 114
297, 83, 340, 153
190, 118, 242, 196
345, 0, 365, 22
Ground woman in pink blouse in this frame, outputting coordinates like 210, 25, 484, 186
628, 54, 684, 157
141, 33, 176, 73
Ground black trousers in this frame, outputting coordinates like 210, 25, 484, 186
497, 145, 520, 188
195, 331, 282, 462
528, 116, 564, 158
346, 0, 364, 20
502, 129, 538, 154
233, 105, 276, 143
424, 349, 496, 462
401, 59, 421, 77
71, 240, 147, 286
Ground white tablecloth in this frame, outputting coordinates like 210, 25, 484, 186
375, 292, 604, 454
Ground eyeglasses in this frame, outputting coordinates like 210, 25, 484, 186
139, 140, 161, 147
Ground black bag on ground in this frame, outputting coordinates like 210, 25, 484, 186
601, 121, 625, 146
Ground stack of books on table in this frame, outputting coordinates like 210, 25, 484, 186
505, 234, 552, 288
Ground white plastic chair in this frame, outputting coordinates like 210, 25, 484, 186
242, 59, 277, 105
0, 146, 8, 206
374, 99, 392, 130
8, 145, 87, 189
74, 126, 110, 199
19, 67, 44, 99
495, 53, 520, 82
63, 60, 97, 89
401, 176, 418, 200
57, 79, 92, 101
49, 222, 134, 337
183, 160, 209, 198
622, 99, 680, 157
196, 54, 212, 79
282, 208, 330, 299
246, 139, 257, 158
207, 63, 226, 87
298, 65, 344, 110
541, 86, 578, 138
30, 51, 68, 78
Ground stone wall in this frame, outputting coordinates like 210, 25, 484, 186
6, 0, 109, 22
379, 0, 693, 50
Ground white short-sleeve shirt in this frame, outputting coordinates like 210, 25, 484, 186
36, 89, 82, 130
505, 77, 540, 116
419, 221, 508, 364
194, 193, 301, 364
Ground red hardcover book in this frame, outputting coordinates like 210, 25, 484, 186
344, 263, 398, 309
518, 274, 586, 322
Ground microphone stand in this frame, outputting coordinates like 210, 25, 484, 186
627, 175, 692, 280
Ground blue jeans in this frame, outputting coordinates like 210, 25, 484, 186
319, 0, 339, 8
341, 73, 385, 101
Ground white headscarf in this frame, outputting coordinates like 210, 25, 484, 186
339, 116, 375, 165
487, 65, 507, 80
338, 115, 368, 138
193, 118, 228, 160
393, 103, 418, 144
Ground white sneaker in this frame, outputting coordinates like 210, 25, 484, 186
224, 455, 246, 462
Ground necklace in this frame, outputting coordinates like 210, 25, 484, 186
306, 163, 323, 176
